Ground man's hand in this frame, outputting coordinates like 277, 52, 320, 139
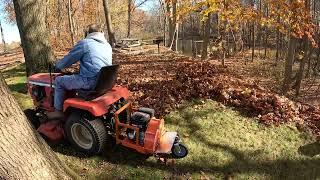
48, 61, 56, 73
49, 61, 62, 73
54, 66, 62, 73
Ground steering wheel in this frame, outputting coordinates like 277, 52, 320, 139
50, 61, 78, 75
60, 71, 74, 75
53, 67, 62, 73
51, 65, 73, 75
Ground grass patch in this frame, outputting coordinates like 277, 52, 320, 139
1, 63, 319, 179
165, 100, 319, 179
56, 100, 319, 179
1, 63, 33, 110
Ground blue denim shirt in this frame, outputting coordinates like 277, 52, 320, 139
56, 32, 112, 78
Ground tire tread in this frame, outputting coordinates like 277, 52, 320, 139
65, 112, 108, 155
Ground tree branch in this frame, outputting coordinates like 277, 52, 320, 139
132, 0, 150, 12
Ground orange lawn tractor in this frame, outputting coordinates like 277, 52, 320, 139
25, 65, 188, 159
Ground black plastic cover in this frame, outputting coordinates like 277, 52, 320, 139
130, 112, 150, 128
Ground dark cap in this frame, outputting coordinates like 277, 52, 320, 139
84, 24, 103, 37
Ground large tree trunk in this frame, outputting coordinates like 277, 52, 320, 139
102, 0, 116, 47
201, 13, 211, 60
13, 0, 55, 76
0, 75, 73, 179
282, 36, 296, 94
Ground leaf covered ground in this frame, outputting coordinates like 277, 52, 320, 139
113, 52, 320, 139
1, 50, 320, 138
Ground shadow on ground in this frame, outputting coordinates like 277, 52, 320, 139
299, 142, 320, 157
50, 101, 320, 180
8, 83, 27, 93
52, 139, 320, 179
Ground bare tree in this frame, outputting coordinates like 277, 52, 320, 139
282, 35, 297, 94
201, 13, 211, 60
102, 0, 116, 46
169, 0, 177, 51
294, 0, 311, 96
166, 2, 174, 47
0, 21, 7, 52
127, 0, 132, 37
127, 0, 150, 38
251, 0, 255, 62
68, 0, 75, 45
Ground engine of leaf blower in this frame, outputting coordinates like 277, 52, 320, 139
126, 108, 155, 145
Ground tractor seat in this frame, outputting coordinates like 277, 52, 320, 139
76, 65, 119, 100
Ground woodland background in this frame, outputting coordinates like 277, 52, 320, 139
0, 0, 320, 179
1, 0, 320, 98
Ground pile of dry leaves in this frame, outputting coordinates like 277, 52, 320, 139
113, 52, 320, 139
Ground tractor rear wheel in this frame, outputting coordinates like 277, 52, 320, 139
65, 112, 108, 155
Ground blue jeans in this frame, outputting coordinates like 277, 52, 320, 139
54, 75, 96, 111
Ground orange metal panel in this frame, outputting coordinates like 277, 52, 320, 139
114, 103, 149, 154
63, 86, 130, 116
156, 132, 177, 154
121, 139, 146, 154
113, 103, 166, 155
144, 119, 162, 153
28, 73, 60, 84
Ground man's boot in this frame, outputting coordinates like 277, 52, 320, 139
46, 110, 65, 121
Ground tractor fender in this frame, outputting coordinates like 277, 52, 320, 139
63, 86, 130, 117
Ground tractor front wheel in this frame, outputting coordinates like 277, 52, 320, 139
65, 112, 108, 155
171, 143, 188, 159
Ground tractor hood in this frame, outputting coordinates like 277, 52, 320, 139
28, 73, 60, 87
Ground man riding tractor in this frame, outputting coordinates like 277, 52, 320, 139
47, 24, 112, 120
27, 24, 188, 159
